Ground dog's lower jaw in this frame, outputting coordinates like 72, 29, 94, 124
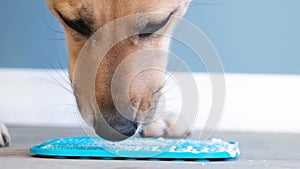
0, 122, 10, 147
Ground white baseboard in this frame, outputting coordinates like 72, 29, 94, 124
0, 69, 300, 133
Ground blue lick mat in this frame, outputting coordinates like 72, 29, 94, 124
30, 137, 240, 160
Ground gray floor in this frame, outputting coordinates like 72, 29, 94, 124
1, 126, 300, 169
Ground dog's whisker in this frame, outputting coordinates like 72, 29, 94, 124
38, 61, 73, 95
49, 38, 66, 41
188, 1, 218, 7
153, 98, 180, 105
39, 14, 64, 34
161, 75, 173, 87
60, 103, 77, 107
150, 108, 165, 114
36, 78, 73, 95
50, 67, 71, 87
54, 50, 71, 83
44, 68, 72, 93
155, 88, 174, 98
45, 58, 71, 85
152, 77, 174, 98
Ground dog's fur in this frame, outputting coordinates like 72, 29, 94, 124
0, 0, 192, 145
0, 122, 10, 147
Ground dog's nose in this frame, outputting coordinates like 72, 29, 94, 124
94, 113, 137, 142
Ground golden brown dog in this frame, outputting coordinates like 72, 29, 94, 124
44, 0, 192, 141
0, 0, 192, 145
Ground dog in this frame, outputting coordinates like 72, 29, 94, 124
45, 0, 194, 141
0, 0, 192, 145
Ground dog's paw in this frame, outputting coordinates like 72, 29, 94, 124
141, 112, 192, 138
0, 123, 10, 147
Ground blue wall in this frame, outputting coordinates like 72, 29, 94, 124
0, 0, 67, 69
0, 0, 300, 74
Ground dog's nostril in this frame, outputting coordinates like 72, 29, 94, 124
131, 100, 139, 109
131, 99, 151, 112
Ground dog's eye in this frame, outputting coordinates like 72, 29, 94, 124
57, 12, 92, 36
138, 11, 175, 38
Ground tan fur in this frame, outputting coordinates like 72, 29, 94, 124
45, 0, 191, 139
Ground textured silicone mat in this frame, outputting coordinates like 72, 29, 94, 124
30, 137, 240, 160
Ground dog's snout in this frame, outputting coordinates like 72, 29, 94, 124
94, 113, 137, 142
